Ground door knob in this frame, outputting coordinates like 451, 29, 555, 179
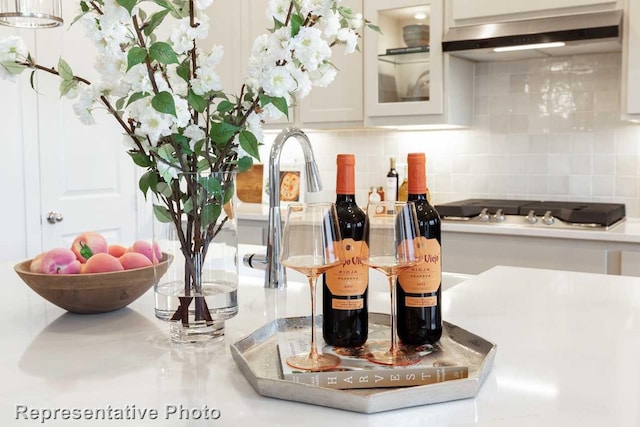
46, 211, 64, 224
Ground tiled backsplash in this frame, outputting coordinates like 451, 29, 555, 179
261, 52, 640, 217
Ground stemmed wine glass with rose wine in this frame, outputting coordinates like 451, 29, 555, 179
280, 202, 345, 371
360, 201, 424, 366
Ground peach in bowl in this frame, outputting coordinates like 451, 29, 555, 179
14, 251, 171, 314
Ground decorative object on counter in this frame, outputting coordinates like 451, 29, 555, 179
398, 153, 442, 345
360, 201, 424, 366
323, 154, 369, 348
385, 156, 399, 202
278, 327, 467, 389
397, 163, 408, 201
231, 313, 496, 412
153, 170, 239, 343
368, 186, 382, 203
279, 202, 345, 371
14, 256, 170, 314
0, 0, 63, 28
402, 24, 430, 47
1, 1, 377, 341
236, 164, 264, 204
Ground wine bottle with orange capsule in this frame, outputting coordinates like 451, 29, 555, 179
396, 153, 442, 344
322, 154, 369, 347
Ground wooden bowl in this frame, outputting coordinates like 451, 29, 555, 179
14, 255, 171, 314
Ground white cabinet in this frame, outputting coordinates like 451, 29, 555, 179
206, 0, 364, 129
622, 0, 640, 120
364, 0, 473, 128
450, 0, 619, 22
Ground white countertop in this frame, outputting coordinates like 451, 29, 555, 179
236, 202, 640, 244
2, 248, 640, 426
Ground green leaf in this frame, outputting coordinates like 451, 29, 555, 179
209, 121, 240, 145
149, 42, 179, 65
153, 204, 173, 223
116, 0, 137, 15
59, 79, 76, 97
115, 96, 126, 111
80, 1, 89, 12
151, 91, 177, 117
216, 100, 234, 113
366, 22, 382, 34
223, 184, 234, 204
58, 58, 73, 81
138, 170, 156, 198
201, 203, 221, 228
188, 90, 206, 113
127, 46, 147, 71
157, 144, 175, 163
259, 94, 288, 119
1, 62, 26, 75
199, 176, 222, 196
237, 156, 253, 173
128, 151, 152, 167
238, 130, 260, 160
79, 242, 94, 260
290, 14, 303, 37
156, 182, 172, 198
144, 9, 170, 36
138, 7, 147, 21
176, 60, 190, 83
126, 91, 150, 107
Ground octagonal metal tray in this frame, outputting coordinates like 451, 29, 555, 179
230, 313, 496, 413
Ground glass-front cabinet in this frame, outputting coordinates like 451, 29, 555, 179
364, 0, 473, 128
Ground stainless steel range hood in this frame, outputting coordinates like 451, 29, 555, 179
442, 10, 622, 61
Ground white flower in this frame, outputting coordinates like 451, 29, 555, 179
174, 97, 191, 128
321, 9, 341, 37
192, 45, 224, 95
72, 88, 97, 125
183, 124, 206, 150
134, 100, 174, 145
267, 0, 290, 23
337, 27, 358, 54
261, 65, 296, 98
300, 0, 333, 17
287, 64, 312, 99
170, 15, 210, 55
125, 64, 154, 94
0, 35, 28, 62
349, 13, 364, 30
308, 62, 337, 87
245, 111, 264, 145
290, 27, 331, 71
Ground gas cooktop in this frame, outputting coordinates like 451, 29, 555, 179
434, 199, 626, 229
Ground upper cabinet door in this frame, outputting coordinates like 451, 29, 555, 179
364, 0, 445, 121
622, 0, 640, 119
452, 0, 619, 21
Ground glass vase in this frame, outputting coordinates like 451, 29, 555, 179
153, 171, 238, 343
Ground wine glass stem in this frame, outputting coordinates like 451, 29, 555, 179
308, 275, 319, 362
389, 274, 399, 355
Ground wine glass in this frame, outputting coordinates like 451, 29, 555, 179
360, 201, 424, 366
280, 202, 345, 371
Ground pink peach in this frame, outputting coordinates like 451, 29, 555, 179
30, 251, 46, 273
129, 240, 161, 263
71, 231, 108, 263
39, 248, 82, 274
83, 253, 124, 274
119, 252, 152, 270
108, 244, 127, 258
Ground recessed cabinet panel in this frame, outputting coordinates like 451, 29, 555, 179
452, 0, 617, 22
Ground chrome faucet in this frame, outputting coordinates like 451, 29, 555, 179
243, 127, 322, 289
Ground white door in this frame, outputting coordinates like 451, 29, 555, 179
32, 7, 139, 250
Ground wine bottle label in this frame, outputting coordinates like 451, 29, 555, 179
332, 298, 365, 310
398, 237, 441, 295
405, 295, 437, 307
325, 239, 368, 298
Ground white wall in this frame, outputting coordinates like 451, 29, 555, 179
264, 52, 640, 217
